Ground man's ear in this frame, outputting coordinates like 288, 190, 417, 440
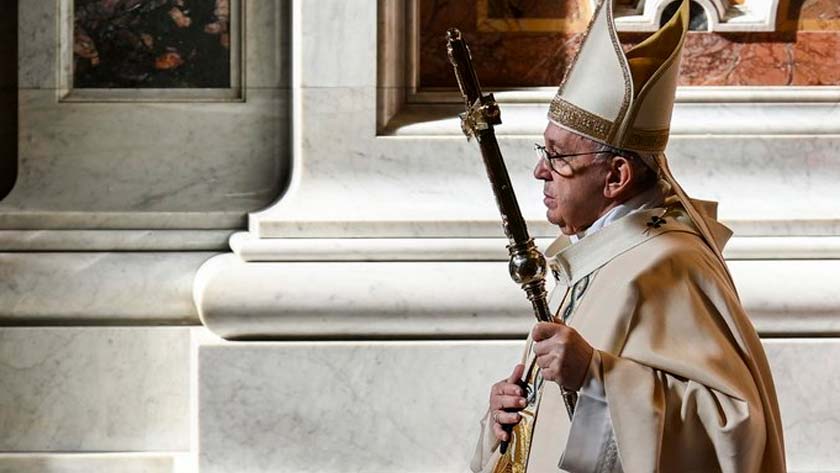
603, 156, 634, 200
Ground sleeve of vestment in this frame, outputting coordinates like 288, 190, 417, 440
470, 339, 534, 473
559, 350, 624, 473
600, 250, 768, 473
470, 408, 501, 473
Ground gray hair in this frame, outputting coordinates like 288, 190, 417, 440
593, 143, 660, 190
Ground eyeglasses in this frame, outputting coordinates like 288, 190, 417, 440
534, 144, 613, 175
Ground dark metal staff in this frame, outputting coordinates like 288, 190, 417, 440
445, 28, 577, 453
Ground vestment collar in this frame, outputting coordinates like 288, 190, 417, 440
544, 207, 700, 287
570, 185, 664, 243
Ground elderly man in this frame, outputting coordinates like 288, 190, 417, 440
470, 1, 785, 472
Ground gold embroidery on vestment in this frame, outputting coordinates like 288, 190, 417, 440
493, 360, 543, 473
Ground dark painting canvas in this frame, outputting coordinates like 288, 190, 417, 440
74, 0, 231, 88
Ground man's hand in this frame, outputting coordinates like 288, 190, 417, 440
532, 322, 594, 391
489, 363, 527, 442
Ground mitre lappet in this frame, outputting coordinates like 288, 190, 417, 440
548, 0, 732, 272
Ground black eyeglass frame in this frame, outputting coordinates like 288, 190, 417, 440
533, 143, 614, 174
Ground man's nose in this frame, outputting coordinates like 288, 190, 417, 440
534, 156, 552, 181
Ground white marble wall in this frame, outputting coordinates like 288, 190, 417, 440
0, 453, 193, 473
765, 340, 840, 471
197, 338, 840, 473
198, 340, 522, 473
0, 327, 191, 451
0, 252, 215, 324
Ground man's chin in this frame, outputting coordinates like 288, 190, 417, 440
547, 213, 574, 235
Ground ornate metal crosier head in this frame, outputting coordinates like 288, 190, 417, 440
446, 28, 501, 141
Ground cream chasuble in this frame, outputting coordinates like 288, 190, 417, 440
471, 205, 786, 473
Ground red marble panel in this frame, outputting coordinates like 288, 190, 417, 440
419, 0, 586, 88
486, 0, 578, 19
677, 32, 840, 85
797, 0, 840, 22
419, 0, 840, 88
678, 33, 795, 86
792, 33, 840, 85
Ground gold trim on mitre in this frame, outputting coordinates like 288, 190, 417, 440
548, 0, 690, 155
622, 127, 671, 152
549, 98, 614, 143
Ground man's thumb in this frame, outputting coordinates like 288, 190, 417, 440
507, 363, 525, 383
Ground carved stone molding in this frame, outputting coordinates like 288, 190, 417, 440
195, 254, 840, 339
612, 0, 781, 32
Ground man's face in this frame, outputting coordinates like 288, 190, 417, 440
536, 123, 612, 235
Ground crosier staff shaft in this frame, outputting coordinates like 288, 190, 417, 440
445, 28, 577, 454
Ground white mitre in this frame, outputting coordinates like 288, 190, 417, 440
549, 0, 689, 153
549, 0, 736, 282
